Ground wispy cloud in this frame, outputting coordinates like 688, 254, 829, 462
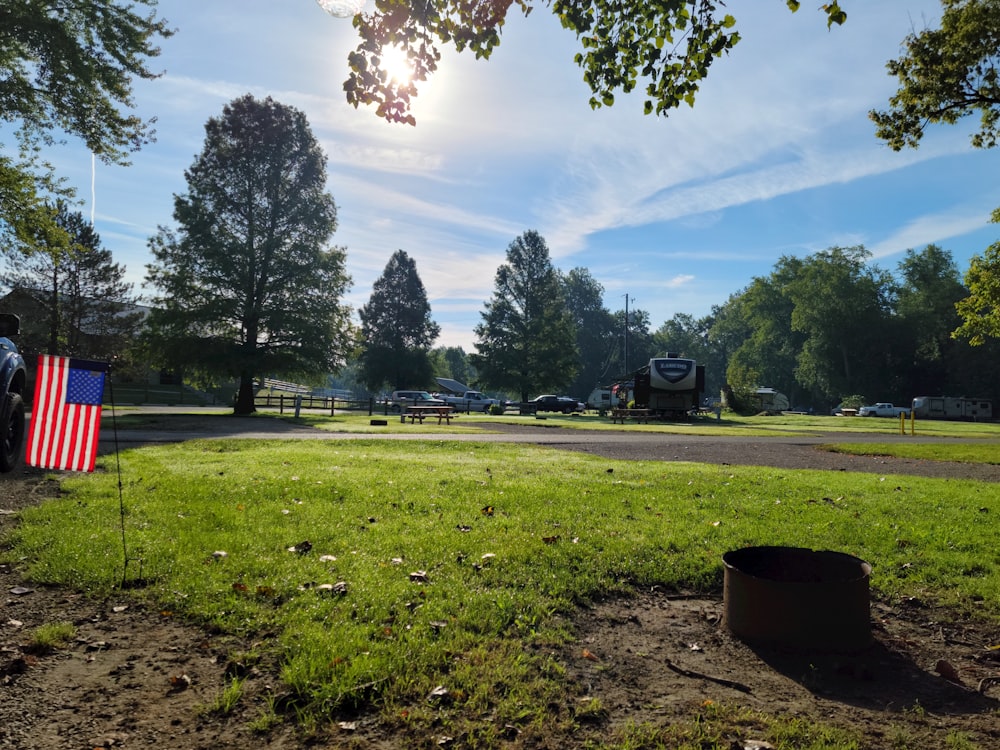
870, 209, 999, 260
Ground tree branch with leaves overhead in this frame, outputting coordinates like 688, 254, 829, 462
342, 0, 847, 125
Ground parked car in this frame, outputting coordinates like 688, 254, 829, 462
388, 390, 445, 413
530, 394, 585, 414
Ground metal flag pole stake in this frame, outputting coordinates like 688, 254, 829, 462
105, 366, 133, 588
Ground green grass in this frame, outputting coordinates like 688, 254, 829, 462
27, 621, 76, 653
7, 436, 1000, 744
827, 442, 1000, 464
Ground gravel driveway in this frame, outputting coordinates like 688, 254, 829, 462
103, 412, 1000, 482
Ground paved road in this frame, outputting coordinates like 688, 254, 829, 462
98, 409, 1000, 482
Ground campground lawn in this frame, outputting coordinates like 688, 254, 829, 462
5, 428, 1000, 747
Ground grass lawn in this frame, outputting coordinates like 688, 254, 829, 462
5, 434, 1000, 746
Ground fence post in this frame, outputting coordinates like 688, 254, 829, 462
295, 395, 302, 418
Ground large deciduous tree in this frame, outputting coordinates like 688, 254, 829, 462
870, 1, 1000, 346
358, 249, 440, 391
871, 0, 1000, 151
785, 247, 897, 401
431, 345, 474, 385
726, 262, 805, 402
954, 241, 1000, 345
561, 267, 615, 398
895, 244, 967, 393
338, 0, 845, 124
0, 1, 172, 246
145, 95, 352, 415
472, 230, 577, 401
0, 202, 142, 362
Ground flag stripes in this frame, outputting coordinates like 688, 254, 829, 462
26, 355, 108, 472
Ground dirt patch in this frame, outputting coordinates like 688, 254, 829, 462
3, 421, 1000, 748
564, 592, 1000, 747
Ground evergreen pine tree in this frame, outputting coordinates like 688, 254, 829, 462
358, 250, 440, 390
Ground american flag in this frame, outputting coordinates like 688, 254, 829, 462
26, 355, 109, 472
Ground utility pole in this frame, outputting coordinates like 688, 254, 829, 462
623, 294, 633, 374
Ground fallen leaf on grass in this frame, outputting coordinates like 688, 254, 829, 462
410, 570, 430, 583
582, 649, 600, 662
316, 581, 348, 595
338, 721, 357, 731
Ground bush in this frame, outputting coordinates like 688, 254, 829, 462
840, 394, 867, 411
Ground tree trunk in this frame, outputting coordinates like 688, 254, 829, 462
48, 265, 60, 355
234, 374, 256, 415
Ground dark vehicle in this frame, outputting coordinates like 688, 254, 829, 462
388, 390, 445, 413
0, 314, 27, 472
530, 394, 584, 414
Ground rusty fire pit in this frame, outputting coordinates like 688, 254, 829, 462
722, 546, 872, 651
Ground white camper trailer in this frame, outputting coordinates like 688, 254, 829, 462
911, 396, 992, 421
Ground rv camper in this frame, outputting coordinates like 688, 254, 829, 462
632, 355, 705, 417
753, 387, 789, 413
911, 396, 993, 421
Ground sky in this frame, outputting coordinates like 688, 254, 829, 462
33, 1, 1000, 352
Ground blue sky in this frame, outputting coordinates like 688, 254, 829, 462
37, 1, 1000, 351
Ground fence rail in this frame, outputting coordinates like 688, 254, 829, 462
254, 393, 374, 415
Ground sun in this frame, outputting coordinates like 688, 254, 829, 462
379, 44, 414, 86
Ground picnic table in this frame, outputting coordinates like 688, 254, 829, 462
402, 405, 456, 425
609, 407, 654, 424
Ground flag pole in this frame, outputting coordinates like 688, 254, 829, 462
105, 366, 132, 588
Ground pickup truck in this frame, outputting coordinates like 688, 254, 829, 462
437, 390, 499, 413
857, 402, 911, 418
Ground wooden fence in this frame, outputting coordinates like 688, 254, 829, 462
254, 393, 374, 415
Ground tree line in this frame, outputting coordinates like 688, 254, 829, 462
2, 90, 998, 415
